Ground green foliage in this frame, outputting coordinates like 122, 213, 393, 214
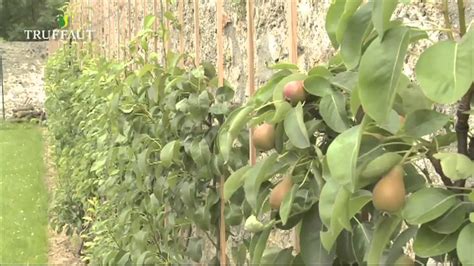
213, 1, 473, 265
46, 1, 474, 265
45, 28, 247, 263
0, 123, 48, 264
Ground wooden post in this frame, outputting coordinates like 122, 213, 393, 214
287, 0, 300, 254
288, 0, 298, 64
80, 0, 83, 49
109, 0, 112, 58
164, 0, 170, 54
117, 0, 122, 60
247, 0, 256, 166
216, 1, 226, 265
193, 0, 200, 65
99, 0, 103, 56
127, 0, 131, 61
178, 0, 185, 57
88, 0, 92, 54
153, 0, 158, 53
143, 0, 146, 27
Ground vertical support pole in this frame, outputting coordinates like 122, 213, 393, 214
216, 1, 226, 265
288, 0, 298, 64
117, 0, 122, 60
178, 0, 185, 59
0, 54, 4, 120
247, 0, 256, 166
127, 0, 131, 62
158, 0, 166, 66
164, 0, 170, 54
80, 0, 83, 49
154, 0, 158, 53
143, 0, 146, 27
193, 0, 200, 66
287, 0, 300, 254
88, 0, 92, 54
98, 0, 103, 56
106, 0, 110, 58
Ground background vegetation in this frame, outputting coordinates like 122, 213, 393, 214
0, 0, 67, 41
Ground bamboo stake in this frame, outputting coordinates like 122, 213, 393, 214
80, 0, 83, 49
154, 0, 158, 53
287, 0, 300, 254
216, 0, 226, 264
127, 0, 131, 61
164, 0, 170, 55
99, 0, 103, 55
193, 0, 201, 65
116, 0, 122, 60
247, 0, 257, 166
288, 0, 298, 64
178, 0, 185, 58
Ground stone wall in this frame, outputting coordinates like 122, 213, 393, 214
172, 0, 473, 104
0, 41, 48, 119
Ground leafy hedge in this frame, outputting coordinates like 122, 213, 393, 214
46, 1, 474, 265
46, 22, 249, 263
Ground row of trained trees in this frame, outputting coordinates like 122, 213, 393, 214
45, 0, 474, 265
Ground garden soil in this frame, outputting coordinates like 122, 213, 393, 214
43, 129, 83, 265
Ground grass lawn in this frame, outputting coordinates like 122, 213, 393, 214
0, 122, 48, 264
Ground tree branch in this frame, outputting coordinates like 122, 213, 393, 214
454, 84, 473, 188
457, 0, 467, 37
427, 152, 453, 187
442, 0, 455, 40
468, 136, 474, 160
455, 85, 472, 155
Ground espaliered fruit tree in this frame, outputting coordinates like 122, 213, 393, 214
45, 0, 474, 265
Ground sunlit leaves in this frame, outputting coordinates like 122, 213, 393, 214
366, 215, 402, 264
404, 109, 449, 138
416, 27, 473, 104
413, 225, 458, 258
341, 3, 372, 69
402, 188, 458, 225
284, 103, 310, 149
319, 91, 351, 133
359, 26, 410, 123
326, 124, 364, 189
372, 0, 398, 38
434, 153, 474, 181
457, 224, 474, 265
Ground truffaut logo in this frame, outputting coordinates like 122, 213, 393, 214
24, 13, 93, 41
56, 14, 70, 29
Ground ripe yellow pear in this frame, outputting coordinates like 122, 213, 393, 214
252, 123, 275, 151
372, 165, 406, 213
269, 176, 293, 209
